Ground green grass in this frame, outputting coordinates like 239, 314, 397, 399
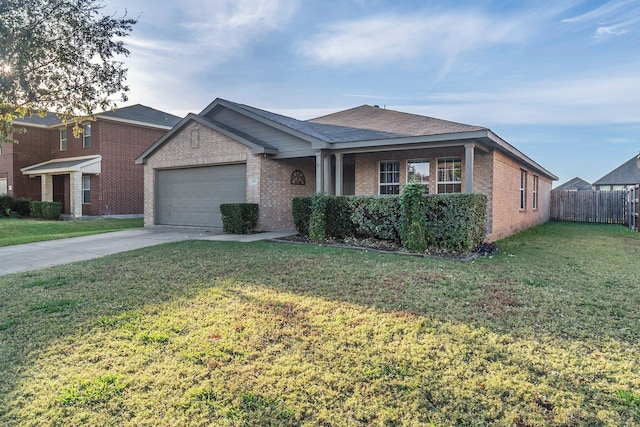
0, 221, 639, 425
0, 217, 143, 247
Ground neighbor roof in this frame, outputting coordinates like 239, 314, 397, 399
593, 154, 640, 185
309, 105, 487, 136
554, 177, 592, 191
12, 111, 61, 127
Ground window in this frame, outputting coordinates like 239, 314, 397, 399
82, 124, 91, 148
532, 175, 539, 210
60, 129, 67, 151
379, 161, 400, 194
520, 170, 527, 210
437, 157, 461, 193
82, 175, 91, 204
407, 159, 429, 194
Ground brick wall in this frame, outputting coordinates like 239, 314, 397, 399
96, 121, 168, 215
6, 126, 55, 200
489, 151, 552, 241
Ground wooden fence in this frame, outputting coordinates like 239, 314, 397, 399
551, 190, 628, 224
629, 185, 639, 231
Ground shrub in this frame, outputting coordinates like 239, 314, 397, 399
348, 196, 401, 242
309, 193, 328, 242
325, 196, 355, 239
219, 203, 259, 234
292, 196, 313, 237
31, 201, 44, 218
400, 183, 429, 252
41, 201, 62, 220
13, 197, 31, 217
0, 194, 13, 216
423, 194, 487, 253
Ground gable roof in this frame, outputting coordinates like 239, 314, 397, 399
554, 177, 592, 191
593, 154, 640, 185
12, 104, 180, 130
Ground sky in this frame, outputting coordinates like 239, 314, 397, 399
102, 0, 640, 186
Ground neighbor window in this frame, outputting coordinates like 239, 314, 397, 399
379, 161, 400, 194
532, 175, 539, 210
82, 124, 91, 148
59, 129, 67, 151
82, 175, 91, 204
520, 170, 527, 210
407, 159, 429, 194
437, 157, 461, 193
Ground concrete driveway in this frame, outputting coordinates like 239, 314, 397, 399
0, 227, 295, 276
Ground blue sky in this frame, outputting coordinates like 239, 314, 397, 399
104, 0, 640, 186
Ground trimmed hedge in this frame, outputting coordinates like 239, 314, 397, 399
30, 201, 44, 218
0, 195, 32, 217
292, 191, 487, 253
219, 203, 259, 234
41, 201, 62, 220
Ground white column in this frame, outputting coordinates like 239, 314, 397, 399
323, 154, 331, 194
40, 174, 53, 201
464, 143, 475, 193
315, 152, 323, 193
335, 153, 343, 196
70, 172, 83, 218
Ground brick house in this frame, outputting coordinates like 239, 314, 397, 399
135, 98, 557, 241
0, 105, 180, 217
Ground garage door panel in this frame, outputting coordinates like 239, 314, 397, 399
156, 164, 246, 227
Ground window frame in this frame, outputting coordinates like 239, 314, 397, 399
436, 156, 462, 194
378, 160, 400, 195
59, 129, 67, 151
532, 175, 539, 210
407, 158, 430, 194
82, 123, 92, 148
520, 169, 527, 210
82, 175, 91, 204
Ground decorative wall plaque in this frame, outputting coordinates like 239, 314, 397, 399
290, 170, 305, 185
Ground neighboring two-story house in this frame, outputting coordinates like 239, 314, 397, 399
0, 105, 180, 217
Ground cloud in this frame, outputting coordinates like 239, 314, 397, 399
297, 10, 527, 66
562, 0, 640, 39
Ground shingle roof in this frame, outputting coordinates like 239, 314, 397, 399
229, 101, 405, 143
593, 154, 640, 185
98, 104, 181, 128
308, 105, 486, 136
554, 177, 593, 191
13, 111, 61, 126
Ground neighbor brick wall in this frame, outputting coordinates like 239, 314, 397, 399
95, 121, 168, 215
489, 151, 552, 241
143, 122, 251, 226
7, 126, 55, 200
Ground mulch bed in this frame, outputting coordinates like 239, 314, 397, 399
273, 234, 497, 261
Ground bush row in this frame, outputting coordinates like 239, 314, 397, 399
0, 194, 32, 218
220, 203, 259, 234
30, 201, 62, 220
292, 188, 487, 253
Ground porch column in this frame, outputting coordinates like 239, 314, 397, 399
464, 143, 475, 193
335, 153, 343, 196
40, 174, 53, 202
315, 152, 323, 193
323, 154, 331, 193
69, 171, 83, 218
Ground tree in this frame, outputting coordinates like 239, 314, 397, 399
0, 0, 136, 145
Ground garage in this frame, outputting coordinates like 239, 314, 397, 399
156, 164, 246, 227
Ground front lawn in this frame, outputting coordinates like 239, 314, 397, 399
0, 222, 639, 425
0, 217, 143, 247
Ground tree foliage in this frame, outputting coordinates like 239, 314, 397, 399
0, 0, 137, 144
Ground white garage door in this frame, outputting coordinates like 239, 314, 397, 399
156, 164, 246, 227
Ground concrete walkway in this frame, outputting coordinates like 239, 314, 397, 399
0, 227, 296, 276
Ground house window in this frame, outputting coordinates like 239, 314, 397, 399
407, 159, 429, 194
60, 129, 67, 151
379, 161, 400, 194
83, 124, 91, 148
520, 170, 527, 210
532, 175, 539, 210
82, 175, 91, 204
437, 157, 461, 193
